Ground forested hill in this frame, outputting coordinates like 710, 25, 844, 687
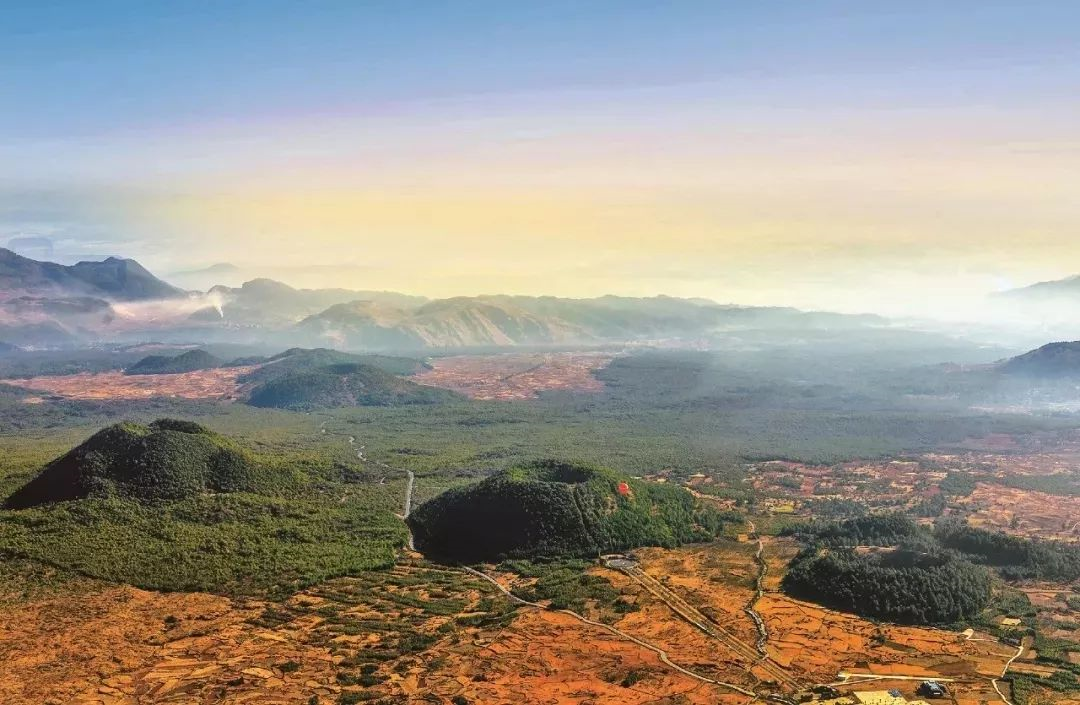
124, 349, 223, 375
4, 419, 279, 508
407, 460, 732, 562
245, 362, 458, 411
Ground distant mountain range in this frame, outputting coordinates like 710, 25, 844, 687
0, 247, 898, 350
166, 262, 244, 289
995, 275, 1080, 302
0, 248, 183, 301
202, 278, 428, 327
0, 248, 186, 345
290, 295, 885, 350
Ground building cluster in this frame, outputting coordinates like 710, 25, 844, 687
802, 682, 947, 705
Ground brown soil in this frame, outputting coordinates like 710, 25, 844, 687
0, 560, 750, 705
409, 608, 748, 704
0, 586, 340, 705
961, 483, 1080, 543
413, 352, 612, 400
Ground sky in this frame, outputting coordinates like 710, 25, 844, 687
3, 1, 1079, 316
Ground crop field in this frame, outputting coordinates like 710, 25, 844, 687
10, 366, 259, 401
961, 484, 1080, 543
0, 559, 752, 705
412, 352, 612, 400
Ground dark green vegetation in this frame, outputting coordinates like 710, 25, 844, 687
999, 472, 1080, 497
407, 460, 727, 562
498, 558, 639, 619
238, 348, 445, 411
247, 362, 458, 411
782, 514, 1080, 625
0, 343, 271, 380
935, 520, 1080, 582
125, 349, 223, 375
5, 419, 270, 508
781, 515, 992, 624
0, 345, 1076, 601
239, 348, 429, 385
0, 494, 404, 594
0, 346, 156, 378
783, 546, 992, 625
781, 513, 989, 626
981, 591, 1080, 705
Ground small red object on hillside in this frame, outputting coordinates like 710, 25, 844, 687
617, 481, 630, 496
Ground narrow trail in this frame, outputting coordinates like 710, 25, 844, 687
992, 641, 1025, 705
462, 566, 758, 698
318, 416, 416, 550
744, 520, 770, 657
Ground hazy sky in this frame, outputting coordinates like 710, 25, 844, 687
3, 1, 1079, 315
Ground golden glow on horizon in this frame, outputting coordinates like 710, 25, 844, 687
20, 91, 1076, 315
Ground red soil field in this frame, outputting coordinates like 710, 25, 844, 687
11, 366, 259, 402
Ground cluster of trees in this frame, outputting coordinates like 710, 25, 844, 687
782, 513, 923, 547
999, 473, 1080, 497
237, 348, 427, 386
782, 513, 1080, 626
0, 492, 406, 594
500, 558, 638, 616
782, 546, 992, 624
0, 415, 414, 595
124, 349, 222, 376
939, 471, 978, 497
408, 460, 730, 562
934, 521, 1080, 582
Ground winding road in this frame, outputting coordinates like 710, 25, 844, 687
992, 641, 1025, 705
745, 520, 770, 656
608, 557, 800, 692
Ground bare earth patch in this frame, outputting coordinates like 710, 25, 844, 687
10, 366, 259, 401
960, 483, 1080, 543
413, 352, 612, 400
0, 585, 340, 705
613, 541, 1016, 705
